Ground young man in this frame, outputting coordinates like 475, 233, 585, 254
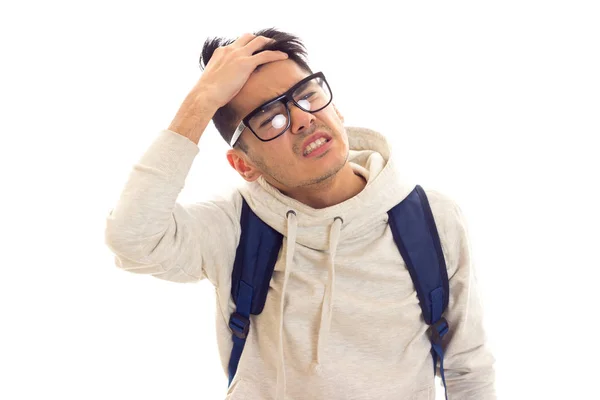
105, 28, 496, 399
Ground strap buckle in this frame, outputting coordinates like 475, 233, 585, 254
429, 317, 449, 344
229, 312, 250, 339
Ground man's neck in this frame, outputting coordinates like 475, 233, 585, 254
281, 165, 367, 209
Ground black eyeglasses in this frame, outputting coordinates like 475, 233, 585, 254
230, 71, 333, 147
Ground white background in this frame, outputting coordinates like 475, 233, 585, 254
1, 1, 598, 399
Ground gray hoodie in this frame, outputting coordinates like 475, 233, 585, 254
104, 126, 496, 400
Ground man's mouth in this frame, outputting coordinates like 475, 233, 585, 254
303, 137, 332, 157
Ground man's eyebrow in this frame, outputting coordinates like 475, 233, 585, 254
256, 78, 307, 106
252, 95, 282, 112
255, 88, 288, 108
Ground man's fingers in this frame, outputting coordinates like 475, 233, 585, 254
251, 50, 289, 67
228, 33, 256, 49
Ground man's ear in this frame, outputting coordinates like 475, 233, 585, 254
333, 103, 344, 123
226, 149, 260, 182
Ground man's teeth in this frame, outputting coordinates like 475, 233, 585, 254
304, 138, 328, 155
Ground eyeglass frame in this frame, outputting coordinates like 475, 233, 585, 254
229, 71, 333, 148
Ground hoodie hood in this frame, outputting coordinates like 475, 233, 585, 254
238, 126, 417, 250
237, 126, 417, 400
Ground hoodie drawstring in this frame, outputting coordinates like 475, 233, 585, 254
275, 210, 343, 400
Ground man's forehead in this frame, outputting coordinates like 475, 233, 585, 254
237, 70, 308, 113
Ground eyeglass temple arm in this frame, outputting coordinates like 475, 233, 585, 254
230, 122, 246, 147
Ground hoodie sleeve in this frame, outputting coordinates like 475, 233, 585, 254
104, 129, 241, 287
435, 193, 497, 399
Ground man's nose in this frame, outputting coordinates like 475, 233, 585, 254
287, 101, 315, 134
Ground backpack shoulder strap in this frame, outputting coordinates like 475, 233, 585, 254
227, 198, 283, 386
387, 184, 450, 322
387, 184, 450, 399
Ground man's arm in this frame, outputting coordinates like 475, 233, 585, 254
104, 33, 288, 285
434, 192, 497, 399
104, 128, 241, 286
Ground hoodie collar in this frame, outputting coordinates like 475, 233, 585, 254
238, 126, 416, 251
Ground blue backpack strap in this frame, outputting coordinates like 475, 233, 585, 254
387, 185, 451, 399
227, 198, 283, 386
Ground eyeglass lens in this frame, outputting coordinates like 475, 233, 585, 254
248, 76, 331, 140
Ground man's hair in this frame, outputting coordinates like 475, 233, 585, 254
199, 27, 313, 153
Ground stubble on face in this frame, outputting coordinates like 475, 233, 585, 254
250, 125, 350, 191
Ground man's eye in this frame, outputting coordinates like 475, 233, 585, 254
260, 114, 278, 128
260, 116, 275, 128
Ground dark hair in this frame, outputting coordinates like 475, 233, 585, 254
199, 27, 313, 153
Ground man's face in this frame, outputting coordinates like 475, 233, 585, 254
226, 59, 349, 193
